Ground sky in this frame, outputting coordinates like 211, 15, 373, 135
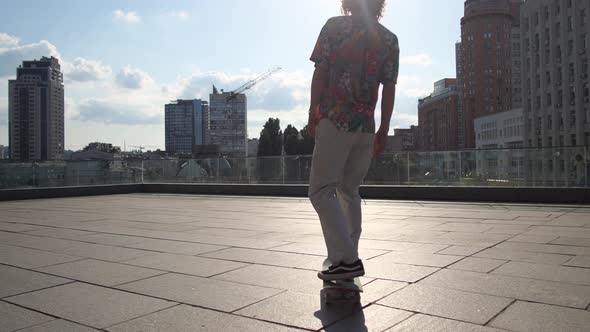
0, 0, 463, 150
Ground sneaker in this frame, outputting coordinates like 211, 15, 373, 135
318, 259, 365, 281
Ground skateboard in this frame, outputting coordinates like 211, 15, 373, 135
321, 259, 363, 305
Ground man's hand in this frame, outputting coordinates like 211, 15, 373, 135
307, 105, 321, 138
373, 127, 389, 158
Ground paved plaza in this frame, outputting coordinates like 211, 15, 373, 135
1, 194, 589, 331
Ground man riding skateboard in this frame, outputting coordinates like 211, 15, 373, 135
307, 0, 399, 281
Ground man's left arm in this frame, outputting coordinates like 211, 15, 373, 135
308, 64, 329, 137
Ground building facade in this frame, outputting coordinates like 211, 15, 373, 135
209, 89, 248, 158
460, 0, 522, 148
8, 57, 64, 161
165, 99, 209, 155
418, 79, 460, 151
521, 0, 590, 185
385, 127, 418, 153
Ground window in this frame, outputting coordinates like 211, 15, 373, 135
572, 134, 577, 146
547, 93, 552, 106
571, 110, 577, 125
568, 40, 574, 56
546, 71, 551, 84
548, 114, 553, 129
559, 135, 565, 146
548, 136, 553, 147
585, 133, 590, 146
582, 9, 587, 26
568, 16, 573, 31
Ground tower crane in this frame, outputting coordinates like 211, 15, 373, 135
226, 67, 282, 103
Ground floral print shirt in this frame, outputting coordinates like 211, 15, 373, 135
310, 16, 400, 133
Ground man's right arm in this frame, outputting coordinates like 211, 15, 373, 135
374, 83, 396, 157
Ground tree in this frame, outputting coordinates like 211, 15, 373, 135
283, 125, 300, 155
298, 125, 315, 155
257, 118, 283, 157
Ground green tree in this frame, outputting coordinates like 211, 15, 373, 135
257, 118, 283, 157
283, 125, 300, 156
298, 125, 315, 155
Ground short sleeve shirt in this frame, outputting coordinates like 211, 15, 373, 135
310, 16, 400, 133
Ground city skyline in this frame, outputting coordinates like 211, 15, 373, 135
0, 0, 463, 150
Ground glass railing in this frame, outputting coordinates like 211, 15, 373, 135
0, 146, 588, 190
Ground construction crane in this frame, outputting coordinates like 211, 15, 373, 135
130, 145, 145, 153
226, 67, 282, 103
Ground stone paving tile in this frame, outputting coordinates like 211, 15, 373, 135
361, 279, 409, 304
489, 301, 590, 332
322, 304, 413, 332
213, 264, 335, 295
364, 257, 440, 282
0, 244, 81, 269
372, 252, 463, 268
5, 282, 176, 329
201, 247, 322, 268
391, 235, 500, 247
550, 237, 590, 247
494, 241, 590, 256
184, 227, 265, 238
269, 242, 388, 260
358, 239, 449, 253
106, 304, 300, 332
36, 259, 166, 287
125, 238, 228, 255
429, 223, 494, 233
0, 300, 55, 332
24, 228, 97, 239
436, 245, 483, 256
564, 256, 590, 268
76, 233, 147, 246
18, 320, 100, 332
0, 222, 48, 232
420, 269, 590, 309
491, 261, 590, 285
0, 264, 71, 298
448, 257, 508, 273
474, 247, 572, 265
235, 291, 356, 331
52, 242, 155, 262
122, 252, 247, 277
3, 233, 86, 251
384, 314, 506, 332
378, 284, 513, 325
508, 234, 559, 244
118, 273, 282, 312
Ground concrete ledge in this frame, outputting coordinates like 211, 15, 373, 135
0, 183, 588, 204
143, 183, 590, 204
0, 184, 142, 201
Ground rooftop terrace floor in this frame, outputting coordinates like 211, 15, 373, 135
1, 194, 589, 331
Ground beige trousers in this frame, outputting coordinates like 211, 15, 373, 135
308, 119, 374, 265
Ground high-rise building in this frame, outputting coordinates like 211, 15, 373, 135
521, 0, 590, 185
165, 99, 209, 155
418, 79, 460, 151
456, 42, 466, 149
460, 0, 523, 148
0, 145, 5, 160
209, 88, 247, 158
8, 56, 64, 161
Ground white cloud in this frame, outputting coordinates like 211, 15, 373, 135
400, 53, 433, 66
0, 33, 19, 46
113, 10, 141, 24
0, 40, 61, 77
166, 10, 190, 20
115, 66, 154, 89
396, 75, 432, 98
63, 58, 112, 83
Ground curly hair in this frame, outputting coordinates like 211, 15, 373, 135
341, 0, 387, 20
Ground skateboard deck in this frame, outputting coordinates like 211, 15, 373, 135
321, 259, 363, 305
